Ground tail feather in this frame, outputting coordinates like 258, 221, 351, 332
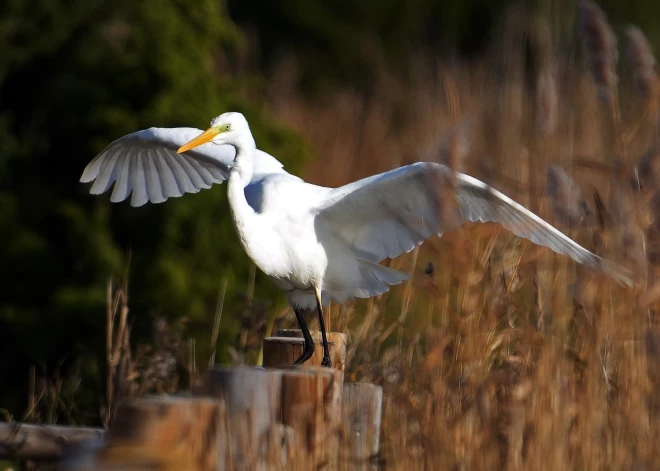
353, 258, 410, 299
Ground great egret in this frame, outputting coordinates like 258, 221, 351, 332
80, 112, 631, 367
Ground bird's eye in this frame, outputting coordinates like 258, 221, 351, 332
224, 124, 231, 131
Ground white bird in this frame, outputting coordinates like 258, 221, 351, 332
80, 112, 631, 367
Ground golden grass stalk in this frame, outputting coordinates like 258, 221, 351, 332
262, 13, 659, 466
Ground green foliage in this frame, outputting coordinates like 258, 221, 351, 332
228, 0, 517, 90
0, 0, 306, 421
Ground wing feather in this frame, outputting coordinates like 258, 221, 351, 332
130, 154, 149, 207
316, 162, 631, 285
80, 127, 286, 206
151, 148, 182, 198
206, 165, 226, 181
80, 152, 106, 183
110, 153, 132, 203
144, 150, 165, 203
89, 147, 122, 195
176, 152, 207, 190
159, 149, 193, 193
182, 153, 214, 187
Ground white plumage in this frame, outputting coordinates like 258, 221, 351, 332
80, 127, 285, 206
80, 112, 631, 366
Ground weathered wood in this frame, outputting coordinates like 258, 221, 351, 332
0, 422, 104, 461
195, 367, 289, 469
263, 329, 347, 370
341, 382, 383, 470
280, 366, 344, 468
64, 396, 223, 471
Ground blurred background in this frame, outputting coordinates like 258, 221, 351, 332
2, 0, 660, 468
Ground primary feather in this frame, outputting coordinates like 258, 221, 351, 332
80, 127, 284, 207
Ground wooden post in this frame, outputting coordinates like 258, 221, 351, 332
58, 329, 378, 470
64, 396, 223, 471
280, 366, 344, 469
194, 367, 289, 469
262, 329, 347, 370
0, 423, 104, 461
341, 382, 383, 470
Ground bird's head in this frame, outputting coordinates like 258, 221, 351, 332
177, 112, 253, 154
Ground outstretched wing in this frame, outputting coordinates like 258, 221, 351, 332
80, 127, 284, 207
315, 162, 631, 285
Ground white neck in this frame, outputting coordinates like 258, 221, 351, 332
227, 143, 258, 255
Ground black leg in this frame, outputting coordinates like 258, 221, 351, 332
293, 306, 315, 364
315, 289, 332, 367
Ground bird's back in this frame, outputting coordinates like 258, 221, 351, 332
244, 172, 328, 214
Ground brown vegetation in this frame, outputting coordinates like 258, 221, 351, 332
17, 6, 660, 470
263, 7, 660, 470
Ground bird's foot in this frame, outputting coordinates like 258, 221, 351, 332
321, 356, 332, 368
293, 341, 315, 365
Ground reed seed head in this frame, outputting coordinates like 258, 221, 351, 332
536, 67, 559, 136
545, 165, 590, 228
624, 25, 657, 101
577, 0, 618, 104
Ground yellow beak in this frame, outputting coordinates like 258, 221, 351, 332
177, 128, 220, 153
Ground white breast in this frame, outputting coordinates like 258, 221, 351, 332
240, 174, 331, 291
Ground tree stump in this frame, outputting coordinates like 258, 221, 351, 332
195, 366, 290, 469
64, 396, 223, 471
0, 423, 105, 461
280, 366, 344, 469
58, 331, 385, 470
263, 329, 347, 370
341, 382, 383, 470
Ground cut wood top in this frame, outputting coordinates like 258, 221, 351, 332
263, 330, 347, 370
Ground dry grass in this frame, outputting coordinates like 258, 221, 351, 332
16, 7, 660, 470
100, 279, 193, 428
263, 7, 660, 470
